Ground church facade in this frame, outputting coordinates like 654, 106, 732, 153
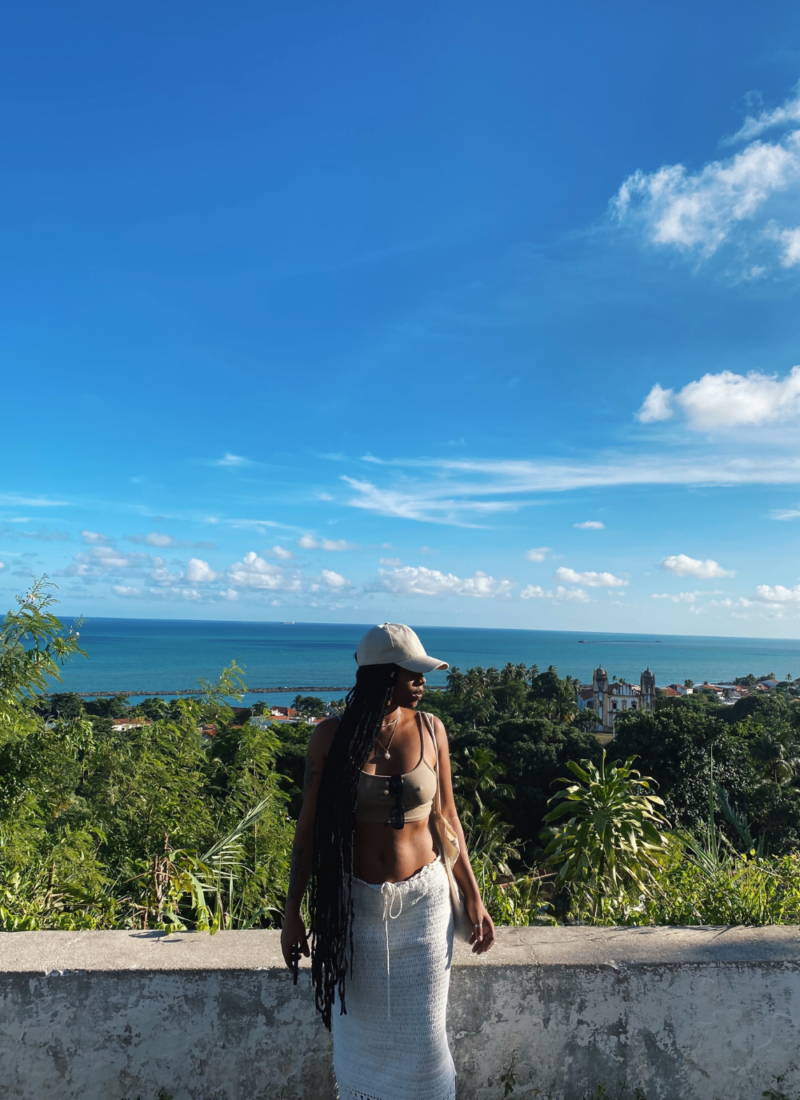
576, 667, 656, 736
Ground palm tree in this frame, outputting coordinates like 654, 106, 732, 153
446, 666, 465, 696
749, 732, 800, 785
452, 747, 513, 830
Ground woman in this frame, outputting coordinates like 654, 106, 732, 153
281, 622, 495, 1100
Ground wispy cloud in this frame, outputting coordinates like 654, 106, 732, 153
0, 494, 71, 507
725, 83, 800, 143
526, 547, 551, 562
612, 79, 800, 270
344, 476, 520, 527
127, 531, 217, 550
0, 526, 70, 542
771, 508, 800, 521
211, 453, 253, 468
340, 454, 800, 526
573, 521, 605, 530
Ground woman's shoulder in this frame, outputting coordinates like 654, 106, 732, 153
308, 715, 340, 752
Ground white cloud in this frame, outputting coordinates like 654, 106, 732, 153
526, 547, 551, 562
727, 85, 800, 144
127, 531, 217, 550
520, 584, 591, 603
212, 453, 252, 467
142, 532, 174, 548
151, 564, 184, 586
573, 521, 605, 530
112, 584, 201, 601
0, 494, 70, 507
321, 569, 349, 589
660, 554, 734, 579
270, 545, 293, 559
380, 557, 403, 566
0, 561, 4, 571
777, 225, 800, 267
636, 384, 674, 423
220, 588, 239, 601
322, 538, 357, 551
373, 565, 514, 599
771, 508, 800, 521
112, 585, 143, 598
614, 132, 800, 259
186, 558, 217, 583
81, 530, 112, 544
646, 367, 800, 431
226, 517, 284, 530
651, 589, 725, 603
298, 534, 356, 551
226, 551, 301, 592
554, 567, 627, 588
752, 583, 800, 606
63, 546, 154, 578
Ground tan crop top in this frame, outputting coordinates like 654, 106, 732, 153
355, 712, 438, 824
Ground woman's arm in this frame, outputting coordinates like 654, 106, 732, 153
432, 715, 496, 954
280, 717, 337, 969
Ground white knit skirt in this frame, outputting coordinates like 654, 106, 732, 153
332, 857, 456, 1100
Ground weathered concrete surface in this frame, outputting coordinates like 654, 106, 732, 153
0, 926, 798, 1100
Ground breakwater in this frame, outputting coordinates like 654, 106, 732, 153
45, 686, 353, 698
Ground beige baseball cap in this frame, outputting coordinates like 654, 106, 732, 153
356, 622, 449, 673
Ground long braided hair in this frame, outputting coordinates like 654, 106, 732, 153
309, 661, 399, 1029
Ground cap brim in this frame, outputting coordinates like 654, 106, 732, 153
396, 655, 449, 673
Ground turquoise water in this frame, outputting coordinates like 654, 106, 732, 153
49, 618, 800, 703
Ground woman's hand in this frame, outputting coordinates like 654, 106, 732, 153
465, 898, 495, 955
280, 909, 310, 971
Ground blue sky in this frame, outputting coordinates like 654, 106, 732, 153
3, 0, 800, 636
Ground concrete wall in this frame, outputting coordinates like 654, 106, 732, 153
1, 926, 799, 1100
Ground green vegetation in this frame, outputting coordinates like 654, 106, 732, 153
3, 585, 800, 931
0, 582, 293, 931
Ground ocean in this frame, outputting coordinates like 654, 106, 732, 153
48, 618, 800, 704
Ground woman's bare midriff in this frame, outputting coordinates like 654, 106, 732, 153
353, 818, 437, 884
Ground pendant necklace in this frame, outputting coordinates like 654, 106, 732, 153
376, 714, 401, 760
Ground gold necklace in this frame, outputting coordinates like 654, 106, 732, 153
375, 714, 401, 760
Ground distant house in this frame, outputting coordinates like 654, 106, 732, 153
661, 687, 681, 698
758, 679, 779, 689
665, 683, 692, 696
271, 706, 297, 718
110, 719, 151, 733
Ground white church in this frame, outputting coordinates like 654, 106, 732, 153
576, 667, 656, 736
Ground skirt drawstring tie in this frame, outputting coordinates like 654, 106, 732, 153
380, 881, 404, 1020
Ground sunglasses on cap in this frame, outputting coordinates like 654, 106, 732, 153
388, 773, 404, 830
